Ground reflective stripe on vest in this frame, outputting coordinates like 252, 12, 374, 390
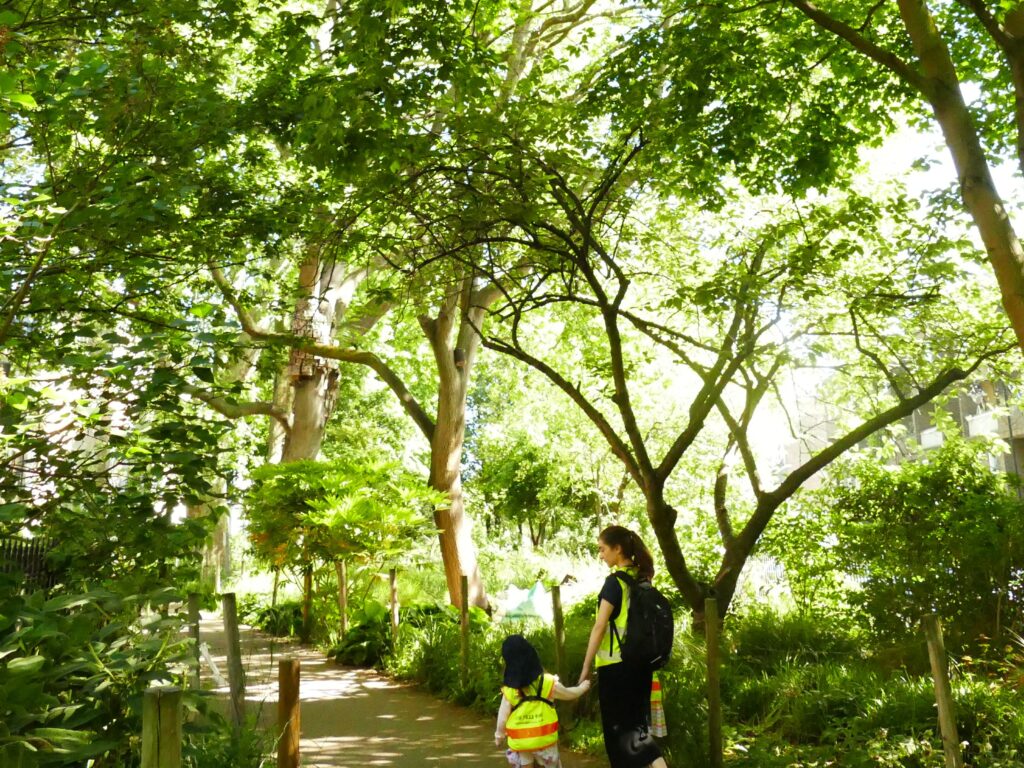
502, 674, 558, 751
595, 568, 636, 668
651, 675, 662, 703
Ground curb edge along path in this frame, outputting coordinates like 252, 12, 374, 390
198, 615, 608, 767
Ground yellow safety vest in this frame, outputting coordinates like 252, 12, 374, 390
595, 568, 636, 668
502, 673, 558, 751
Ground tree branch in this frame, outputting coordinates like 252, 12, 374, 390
953, 0, 1012, 48
715, 399, 764, 500
747, 348, 1012, 550
0, 202, 79, 347
209, 262, 436, 441
480, 333, 644, 488
180, 385, 291, 432
786, 0, 930, 94
714, 447, 736, 547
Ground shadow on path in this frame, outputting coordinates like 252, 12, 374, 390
197, 613, 606, 768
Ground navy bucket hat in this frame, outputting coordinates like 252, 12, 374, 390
501, 634, 544, 688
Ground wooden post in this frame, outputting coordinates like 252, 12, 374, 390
705, 598, 723, 768
335, 560, 348, 642
551, 584, 566, 681
389, 568, 399, 635
142, 686, 182, 768
221, 592, 246, 729
277, 659, 301, 768
460, 574, 470, 687
187, 593, 201, 690
923, 614, 964, 768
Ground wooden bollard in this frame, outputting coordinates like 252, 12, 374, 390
705, 598, 723, 768
221, 592, 246, 729
389, 568, 399, 635
923, 614, 964, 768
335, 560, 348, 642
187, 593, 201, 690
277, 659, 301, 768
460, 574, 470, 687
551, 584, 566, 681
142, 686, 182, 768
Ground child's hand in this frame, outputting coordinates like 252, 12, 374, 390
494, 732, 505, 747
578, 679, 591, 694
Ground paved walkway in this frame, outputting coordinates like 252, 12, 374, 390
198, 614, 606, 767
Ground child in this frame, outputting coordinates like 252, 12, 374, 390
495, 634, 591, 767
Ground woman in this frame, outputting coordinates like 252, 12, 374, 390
578, 525, 668, 768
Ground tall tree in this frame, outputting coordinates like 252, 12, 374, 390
205, 0, 623, 607
642, 0, 1024, 351
414, 126, 1014, 620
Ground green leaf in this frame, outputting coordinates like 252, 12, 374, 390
43, 591, 113, 611
190, 302, 215, 318
6, 93, 37, 109
6, 391, 28, 410
192, 366, 215, 384
7, 655, 46, 675
25, 728, 93, 745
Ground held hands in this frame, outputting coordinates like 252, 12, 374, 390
577, 668, 591, 686
577, 679, 591, 694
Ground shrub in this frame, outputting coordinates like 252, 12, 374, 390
329, 602, 393, 666
727, 606, 863, 674
236, 595, 303, 638
0, 580, 189, 766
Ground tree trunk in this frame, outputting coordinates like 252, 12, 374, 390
335, 560, 348, 641
428, 370, 486, 609
280, 251, 349, 463
429, 469, 486, 610
646, 490, 705, 612
186, 491, 229, 592
267, 369, 293, 463
281, 359, 339, 462
419, 278, 497, 610
896, 0, 1024, 352
301, 564, 313, 643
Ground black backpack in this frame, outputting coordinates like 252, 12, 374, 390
611, 571, 674, 671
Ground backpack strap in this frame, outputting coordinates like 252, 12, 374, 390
608, 571, 638, 654
509, 675, 554, 713
613, 570, 651, 587
613, 570, 637, 587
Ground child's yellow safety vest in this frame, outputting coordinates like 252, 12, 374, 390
501, 673, 558, 751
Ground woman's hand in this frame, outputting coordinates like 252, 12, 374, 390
577, 668, 590, 686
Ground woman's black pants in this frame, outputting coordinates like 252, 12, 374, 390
597, 661, 663, 768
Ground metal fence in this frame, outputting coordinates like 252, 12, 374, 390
0, 536, 60, 589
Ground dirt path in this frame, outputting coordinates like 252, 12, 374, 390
197, 614, 607, 768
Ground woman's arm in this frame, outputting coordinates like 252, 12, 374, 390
578, 598, 615, 685
552, 678, 591, 700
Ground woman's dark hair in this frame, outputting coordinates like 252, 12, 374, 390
599, 525, 655, 580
